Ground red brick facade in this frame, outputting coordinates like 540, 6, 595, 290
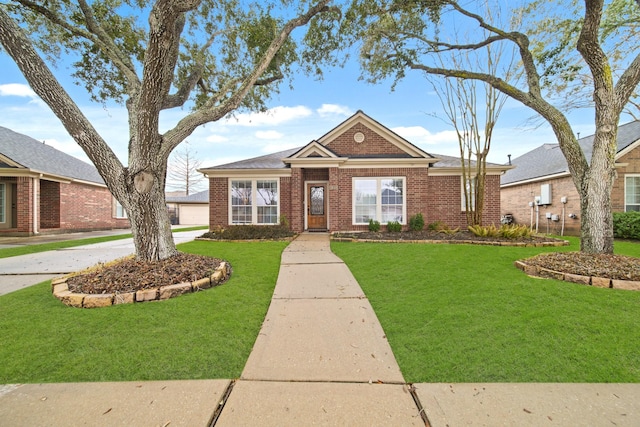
501, 144, 640, 236
206, 114, 505, 233
0, 177, 129, 236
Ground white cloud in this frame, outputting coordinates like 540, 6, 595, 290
261, 141, 301, 153
317, 104, 353, 118
0, 83, 38, 99
205, 134, 229, 143
392, 126, 458, 145
255, 130, 283, 140
224, 105, 313, 127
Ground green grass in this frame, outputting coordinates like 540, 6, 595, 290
331, 238, 640, 383
0, 226, 208, 259
0, 240, 286, 383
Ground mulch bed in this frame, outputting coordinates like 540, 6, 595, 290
522, 252, 640, 281
67, 253, 226, 295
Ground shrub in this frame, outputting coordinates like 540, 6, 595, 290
201, 225, 295, 240
468, 224, 499, 238
498, 224, 532, 239
387, 221, 402, 232
613, 211, 640, 240
368, 219, 381, 232
409, 213, 425, 231
428, 221, 459, 234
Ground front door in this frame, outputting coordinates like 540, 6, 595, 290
307, 183, 327, 231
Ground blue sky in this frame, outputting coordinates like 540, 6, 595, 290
0, 19, 601, 174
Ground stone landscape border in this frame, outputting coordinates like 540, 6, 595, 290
51, 262, 229, 308
514, 260, 640, 291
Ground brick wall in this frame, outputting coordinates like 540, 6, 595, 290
58, 181, 130, 231
501, 176, 581, 235
613, 144, 640, 211
325, 123, 407, 157
40, 180, 61, 228
209, 177, 228, 228
425, 174, 502, 229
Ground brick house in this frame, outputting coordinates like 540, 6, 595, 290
500, 120, 640, 236
0, 126, 130, 236
200, 111, 511, 232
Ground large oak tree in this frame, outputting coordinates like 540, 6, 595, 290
342, 0, 640, 253
0, 0, 338, 261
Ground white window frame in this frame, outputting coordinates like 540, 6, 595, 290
229, 178, 280, 225
461, 176, 476, 211
114, 198, 127, 219
625, 174, 640, 212
352, 177, 406, 225
0, 183, 5, 223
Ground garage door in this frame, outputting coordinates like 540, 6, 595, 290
179, 205, 209, 225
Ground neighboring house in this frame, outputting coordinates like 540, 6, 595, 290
0, 126, 130, 236
166, 190, 209, 225
200, 111, 511, 233
500, 120, 640, 236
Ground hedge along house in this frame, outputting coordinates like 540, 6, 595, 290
0, 126, 130, 236
500, 120, 640, 236
200, 111, 512, 233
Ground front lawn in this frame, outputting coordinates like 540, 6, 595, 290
0, 240, 287, 383
331, 237, 640, 383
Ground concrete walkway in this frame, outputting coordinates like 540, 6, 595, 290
1, 232, 640, 425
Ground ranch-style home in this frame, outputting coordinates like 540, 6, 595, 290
0, 126, 130, 236
500, 120, 640, 236
200, 111, 512, 233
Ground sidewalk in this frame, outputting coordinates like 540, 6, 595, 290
1, 233, 640, 425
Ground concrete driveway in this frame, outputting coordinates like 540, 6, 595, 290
0, 229, 205, 296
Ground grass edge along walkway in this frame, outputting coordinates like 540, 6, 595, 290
0, 239, 287, 383
0, 226, 208, 259
331, 237, 640, 383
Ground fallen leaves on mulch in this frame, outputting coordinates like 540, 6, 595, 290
523, 252, 640, 281
66, 253, 227, 295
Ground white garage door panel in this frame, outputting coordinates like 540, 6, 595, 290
179, 205, 208, 225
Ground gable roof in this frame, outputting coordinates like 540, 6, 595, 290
501, 120, 640, 186
0, 126, 104, 185
199, 111, 512, 175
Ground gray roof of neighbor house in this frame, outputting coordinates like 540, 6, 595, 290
166, 189, 209, 203
501, 120, 640, 186
0, 126, 104, 185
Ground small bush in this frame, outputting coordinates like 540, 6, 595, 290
368, 219, 381, 232
613, 211, 640, 240
468, 224, 499, 238
498, 224, 532, 239
428, 221, 459, 234
201, 225, 295, 240
409, 213, 425, 231
387, 221, 402, 232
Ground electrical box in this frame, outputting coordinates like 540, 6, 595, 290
540, 184, 552, 205
551, 214, 560, 221
545, 212, 552, 219
535, 196, 541, 205
560, 196, 567, 204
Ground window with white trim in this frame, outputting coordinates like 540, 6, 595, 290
0, 183, 5, 223
114, 199, 127, 218
625, 175, 640, 211
353, 177, 405, 224
230, 179, 279, 224
462, 176, 476, 211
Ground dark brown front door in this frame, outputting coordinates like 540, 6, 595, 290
307, 183, 327, 230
